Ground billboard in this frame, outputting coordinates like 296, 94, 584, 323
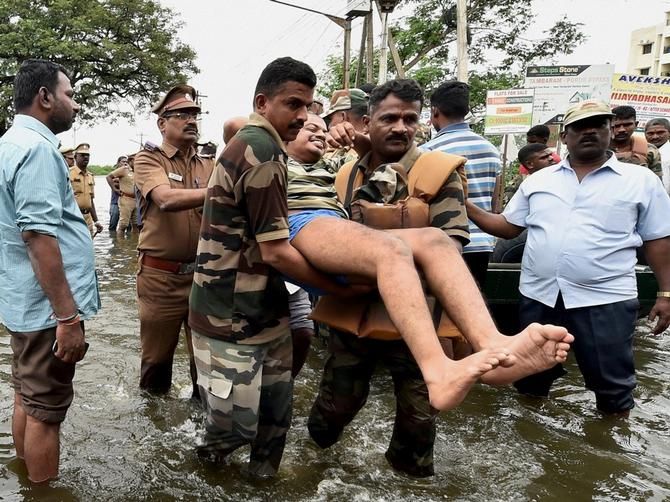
610, 74, 670, 129
484, 88, 535, 134
525, 65, 614, 124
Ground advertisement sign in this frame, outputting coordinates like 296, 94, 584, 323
525, 65, 614, 124
484, 88, 535, 134
610, 73, 670, 128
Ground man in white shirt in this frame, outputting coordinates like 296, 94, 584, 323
466, 100, 670, 416
644, 117, 670, 194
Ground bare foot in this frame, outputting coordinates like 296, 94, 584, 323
480, 323, 574, 385
425, 348, 511, 411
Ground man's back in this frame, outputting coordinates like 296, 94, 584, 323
423, 123, 501, 253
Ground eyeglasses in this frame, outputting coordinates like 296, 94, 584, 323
162, 111, 200, 120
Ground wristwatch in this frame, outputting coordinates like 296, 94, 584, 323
657, 291, 670, 298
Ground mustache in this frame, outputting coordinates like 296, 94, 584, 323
386, 133, 409, 142
184, 125, 198, 133
289, 120, 305, 129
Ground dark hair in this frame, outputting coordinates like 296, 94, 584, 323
350, 101, 369, 118
518, 143, 548, 165
254, 57, 316, 97
429, 80, 469, 119
116, 155, 128, 163
645, 117, 670, 131
369, 79, 424, 113
527, 124, 550, 140
13, 59, 69, 112
359, 82, 376, 94
612, 105, 637, 121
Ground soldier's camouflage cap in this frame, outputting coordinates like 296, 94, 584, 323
322, 88, 368, 119
74, 143, 90, 154
151, 84, 200, 115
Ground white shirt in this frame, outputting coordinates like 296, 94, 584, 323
503, 154, 670, 308
658, 140, 670, 194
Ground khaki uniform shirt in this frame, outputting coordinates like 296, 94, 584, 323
69, 166, 95, 211
109, 165, 135, 196
134, 142, 214, 262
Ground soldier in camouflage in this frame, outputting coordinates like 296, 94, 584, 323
188, 57, 354, 477
322, 88, 369, 165
610, 105, 663, 177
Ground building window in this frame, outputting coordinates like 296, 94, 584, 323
640, 67, 650, 75
642, 43, 653, 54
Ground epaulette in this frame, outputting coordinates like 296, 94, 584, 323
143, 141, 159, 152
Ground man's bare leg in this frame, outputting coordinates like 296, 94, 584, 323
388, 227, 573, 385
12, 393, 26, 460
292, 217, 511, 410
24, 416, 59, 483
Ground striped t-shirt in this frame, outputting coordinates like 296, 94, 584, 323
287, 156, 348, 217
422, 122, 501, 253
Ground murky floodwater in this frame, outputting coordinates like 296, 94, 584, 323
0, 178, 669, 501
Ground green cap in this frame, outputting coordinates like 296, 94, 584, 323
322, 88, 369, 119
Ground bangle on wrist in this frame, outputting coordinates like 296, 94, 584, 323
657, 291, 670, 298
52, 311, 79, 322
58, 315, 81, 326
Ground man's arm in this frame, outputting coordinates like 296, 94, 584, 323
105, 169, 122, 193
259, 239, 366, 296
148, 184, 208, 212
466, 200, 525, 239
643, 236, 670, 334
327, 121, 371, 158
22, 232, 86, 363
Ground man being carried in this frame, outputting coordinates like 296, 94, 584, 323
610, 105, 662, 178
467, 100, 670, 416
279, 80, 571, 476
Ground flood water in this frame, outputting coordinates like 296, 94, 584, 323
0, 178, 669, 501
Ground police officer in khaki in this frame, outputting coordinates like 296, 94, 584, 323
106, 155, 137, 233
133, 84, 214, 396
69, 143, 102, 236
59, 145, 75, 167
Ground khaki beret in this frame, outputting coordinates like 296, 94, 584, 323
151, 84, 201, 115
74, 143, 90, 154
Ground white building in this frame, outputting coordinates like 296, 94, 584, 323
627, 11, 670, 77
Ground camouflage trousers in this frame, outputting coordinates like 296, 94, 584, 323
308, 330, 438, 477
191, 331, 293, 477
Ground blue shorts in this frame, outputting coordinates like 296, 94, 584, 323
288, 209, 343, 241
286, 209, 347, 296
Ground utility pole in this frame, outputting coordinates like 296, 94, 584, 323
366, 12, 374, 82
374, 0, 401, 83
355, 17, 367, 86
456, 0, 468, 82
269, 0, 369, 89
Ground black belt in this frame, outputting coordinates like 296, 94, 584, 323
81, 209, 91, 214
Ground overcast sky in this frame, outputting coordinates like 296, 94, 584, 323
60, 0, 670, 164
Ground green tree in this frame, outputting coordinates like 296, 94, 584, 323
319, 0, 584, 109
0, 0, 198, 132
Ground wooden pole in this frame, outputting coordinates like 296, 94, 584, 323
355, 16, 367, 87
456, 0, 468, 82
343, 18, 352, 89
378, 11, 389, 83
493, 134, 508, 213
366, 12, 374, 82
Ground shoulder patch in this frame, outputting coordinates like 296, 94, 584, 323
143, 141, 159, 152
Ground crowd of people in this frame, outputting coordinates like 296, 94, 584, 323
0, 56, 669, 486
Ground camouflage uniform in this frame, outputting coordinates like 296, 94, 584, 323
308, 144, 469, 478
189, 113, 292, 476
614, 140, 663, 177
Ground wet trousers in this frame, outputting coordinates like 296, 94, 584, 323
192, 332, 293, 477
136, 264, 198, 395
308, 330, 437, 477
514, 294, 639, 413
